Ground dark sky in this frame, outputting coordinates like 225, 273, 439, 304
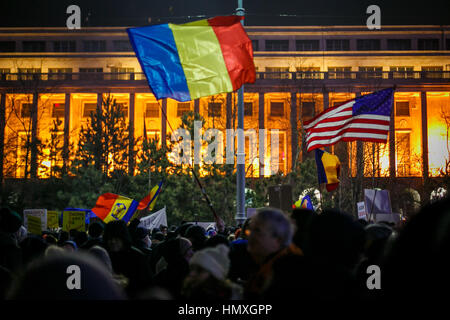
1, 0, 449, 27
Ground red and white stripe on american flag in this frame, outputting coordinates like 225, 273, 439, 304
304, 100, 391, 152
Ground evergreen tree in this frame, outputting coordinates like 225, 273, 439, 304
74, 94, 129, 177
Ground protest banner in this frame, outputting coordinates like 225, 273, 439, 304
62, 210, 86, 232
27, 215, 42, 235
138, 207, 167, 230
47, 211, 60, 229
23, 209, 47, 232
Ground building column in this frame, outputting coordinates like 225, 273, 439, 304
95, 93, 103, 171
259, 92, 265, 178
0, 93, 5, 185
194, 99, 200, 115
355, 92, 364, 206
128, 93, 135, 175
226, 93, 232, 129
290, 91, 298, 171
421, 91, 429, 180
62, 93, 71, 174
322, 88, 331, 153
161, 98, 167, 148
30, 92, 39, 179
389, 94, 396, 179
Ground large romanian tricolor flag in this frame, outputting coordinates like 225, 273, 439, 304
91, 193, 139, 223
127, 16, 256, 102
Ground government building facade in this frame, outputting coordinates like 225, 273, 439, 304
1, 24, 449, 201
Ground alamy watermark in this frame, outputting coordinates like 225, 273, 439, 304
169, 121, 280, 174
366, 5, 381, 30
66, 264, 81, 290
66, 5, 81, 30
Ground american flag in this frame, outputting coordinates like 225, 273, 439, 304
304, 87, 395, 152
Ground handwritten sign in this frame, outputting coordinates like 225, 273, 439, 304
47, 211, 60, 229
27, 215, 42, 235
23, 209, 47, 232
62, 211, 86, 232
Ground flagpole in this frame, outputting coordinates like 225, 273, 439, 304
235, 0, 246, 226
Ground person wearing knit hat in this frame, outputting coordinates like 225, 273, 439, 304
182, 244, 243, 300
190, 244, 230, 281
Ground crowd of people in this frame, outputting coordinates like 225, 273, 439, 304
0, 196, 449, 303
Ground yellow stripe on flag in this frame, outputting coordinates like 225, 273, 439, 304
169, 23, 233, 100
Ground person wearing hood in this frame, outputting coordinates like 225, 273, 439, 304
0, 208, 23, 275
7, 251, 126, 300
103, 220, 153, 298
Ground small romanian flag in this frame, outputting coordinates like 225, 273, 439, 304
138, 181, 163, 211
91, 193, 138, 223
315, 149, 341, 192
127, 16, 256, 102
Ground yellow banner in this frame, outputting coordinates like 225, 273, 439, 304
63, 211, 86, 232
47, 211, 59, 229
27, 215, 42, 235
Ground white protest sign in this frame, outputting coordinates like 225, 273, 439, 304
138, 207, 167, 231
23, 209, 47, 232
357, 201, 367, 220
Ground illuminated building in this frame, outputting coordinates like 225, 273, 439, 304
0, 25, 449, 199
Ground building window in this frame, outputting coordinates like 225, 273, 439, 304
53, 41, 76, 52
418, 39, 439, 50
113, 40, 132, 52
396, 132, 411, 176
422, 66, 443, 78
328, 67, 352, 79
387, 39, 411, 50
390, 66, 414, 79
208, 102, 222, 117
251, 40, 259, 51
395, 101, 410, 117
265, 67, 290, 79
48, 68, 72, 80
326, 39, 350, 51
270, 102, 284, 117
21, 103, 32, 118
0, 41, 16, 52
177, 102, 191, 117
17, 68, 41, 80
296, 67, 321, 79
358, 66, 383, 79
244, 102, 253, 117
296, 40, 320, 51
110, 67, 134, 80
23, 41, 46, 52
52, 103, 65, 118
145, 130, 161, 146
356, 39, 381, 51
265, 40, 289, 51
83, 103, 97, 117
0, 68, 11, 80
301, 101, 315, 121
79, 68, 103, 80
145, 103, 160, 118
82, 41, 106, 52
447, 39, 450, 50
117, 103, 128, 118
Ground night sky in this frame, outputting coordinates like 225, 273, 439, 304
0, 0, 449, 27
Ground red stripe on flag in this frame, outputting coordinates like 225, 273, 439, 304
306, 119, 390, 133
91, 193, 118, 220
307, 127, 390, 142
208, 16, 256, 91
